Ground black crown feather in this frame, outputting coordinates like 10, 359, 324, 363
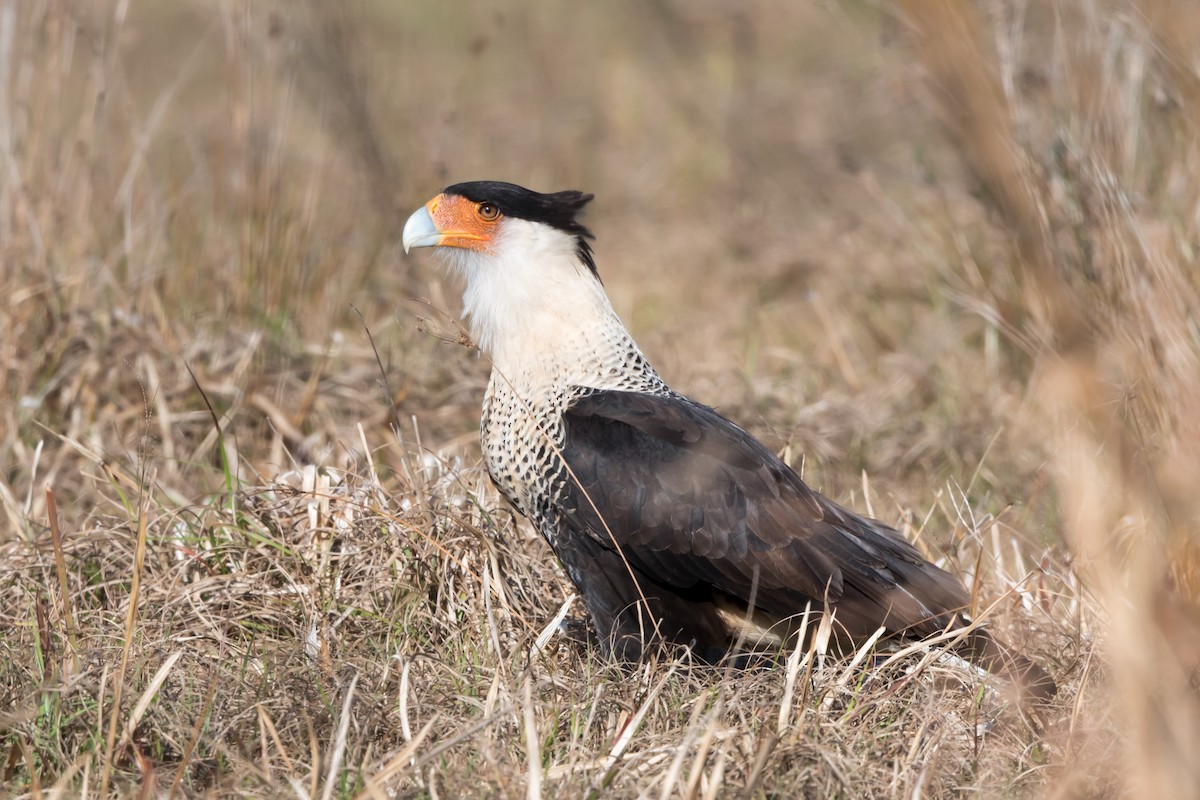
443, 181, 599, 276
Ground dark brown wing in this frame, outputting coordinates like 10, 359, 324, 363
559, 390, 972, 642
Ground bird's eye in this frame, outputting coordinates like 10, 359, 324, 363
478, 203, 500, 221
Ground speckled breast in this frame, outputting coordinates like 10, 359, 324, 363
476, 332, 672, 537
479, 375, 575, 530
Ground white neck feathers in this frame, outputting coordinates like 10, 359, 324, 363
439, 218, 657, 389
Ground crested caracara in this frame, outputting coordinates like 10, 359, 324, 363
402, 180, 1055, 704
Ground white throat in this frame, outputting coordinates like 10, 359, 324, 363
439, 218, 658, 390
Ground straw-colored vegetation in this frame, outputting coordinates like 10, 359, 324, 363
2, 1, 1198, 797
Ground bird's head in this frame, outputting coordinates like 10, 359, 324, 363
402, 181, 621, 365
403, 180, 596, 273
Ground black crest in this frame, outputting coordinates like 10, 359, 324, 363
443, 181, 598, 275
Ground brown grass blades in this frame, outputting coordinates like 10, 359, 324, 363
897, 0, 1200, 795
167, 641, 223, 798
2, 0, 1198, 796
98, 482, 151, 799
322, 673, 359, 800
44, 487, 79, 676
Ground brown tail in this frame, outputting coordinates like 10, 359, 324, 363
953, 627, 1057, 705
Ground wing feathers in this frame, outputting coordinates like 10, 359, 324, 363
554, 389, 1055, 701
560, 390, 973, 641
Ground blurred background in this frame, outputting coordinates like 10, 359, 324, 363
3, 1, 1200, 796
3, 0, 1057, 502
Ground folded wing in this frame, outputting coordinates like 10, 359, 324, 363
559, 390, 972, 642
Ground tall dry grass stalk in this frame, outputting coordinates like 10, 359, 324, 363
898, 1, 1200, 795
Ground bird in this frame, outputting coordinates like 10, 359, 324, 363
402, 180, 1056, 704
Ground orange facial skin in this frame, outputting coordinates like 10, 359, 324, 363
427, 193, 503, 253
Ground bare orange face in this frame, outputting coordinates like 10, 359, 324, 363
423, 193, 504, 253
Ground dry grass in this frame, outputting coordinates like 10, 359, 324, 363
2, 0, 1198, 797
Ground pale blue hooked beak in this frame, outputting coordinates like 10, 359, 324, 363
402, 204, 442, 253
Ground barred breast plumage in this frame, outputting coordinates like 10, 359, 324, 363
479, 321, 670, 535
